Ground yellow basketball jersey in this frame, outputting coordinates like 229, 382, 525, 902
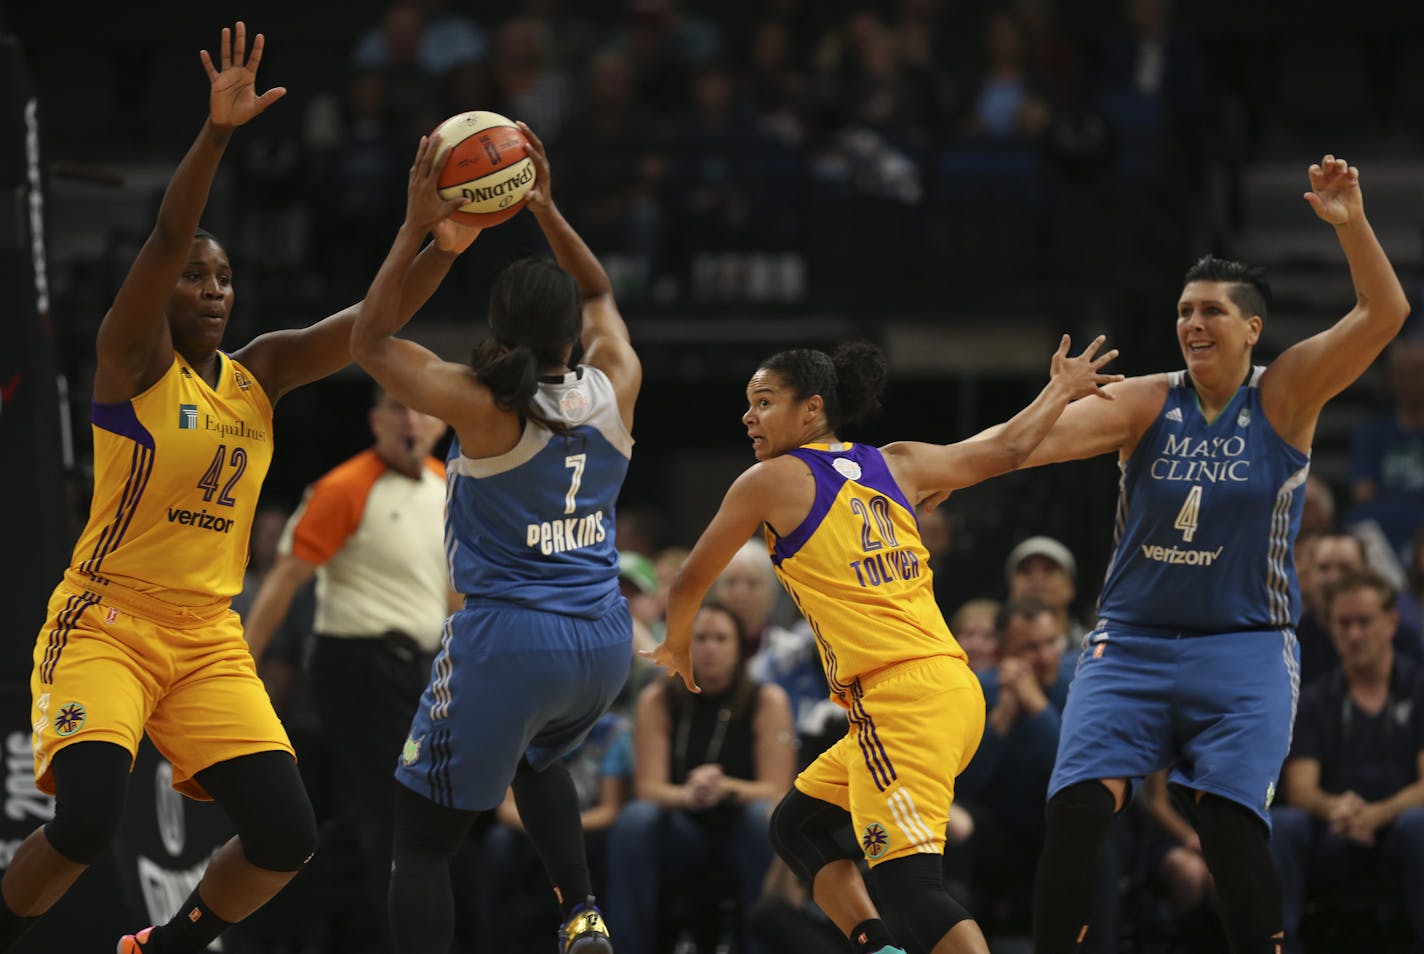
70, 353, 274, 607
767, 443, 964, 702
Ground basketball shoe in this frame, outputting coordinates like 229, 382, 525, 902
558, 896, 613, 953
116, 926, 154, 952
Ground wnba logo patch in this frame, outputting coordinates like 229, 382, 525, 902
54, 702, 86, 736
178, 404, 198, 429
861, 821, 890, 859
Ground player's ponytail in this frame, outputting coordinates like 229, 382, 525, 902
759, 340, 887, 432
831, 341, 886, 427
474, 255, 583, 434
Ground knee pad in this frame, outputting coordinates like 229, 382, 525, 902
44, 742, 132, 864
1195, 793, 1282, 946
198, 750, 318, 872
869, 854, 971, 953
768, 788, 858, 884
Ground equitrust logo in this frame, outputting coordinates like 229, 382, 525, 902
178, 404, 198, 429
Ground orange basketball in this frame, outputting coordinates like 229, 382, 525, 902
431, 111, 536, 227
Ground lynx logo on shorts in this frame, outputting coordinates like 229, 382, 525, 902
400, 735, 422, 767
178, 404, 198, 429
1265, 780, 1276, 809
861, 821, 889, 859
54, 702, 86, 737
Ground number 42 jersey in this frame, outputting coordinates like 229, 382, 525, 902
71, 353, 274, 607
1096, 367, 1311, 634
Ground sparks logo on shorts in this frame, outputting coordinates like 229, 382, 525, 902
178, 404, 198, 429
54, 702, 86, 736
400, 735, 422, 767
861, 821, 889, 859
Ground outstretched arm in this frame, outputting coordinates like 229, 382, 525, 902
518, 121, 641, 429
234, 227, 478, 403
887, 335, 1122, 506
94, 22, 285, 403
350, 135, 491, 428
653, 465, 779, 692
1262, 155, 1411, 448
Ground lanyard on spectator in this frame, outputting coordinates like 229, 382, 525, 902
674, 703, 733, 774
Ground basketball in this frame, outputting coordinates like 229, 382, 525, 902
431, 111, 536, 227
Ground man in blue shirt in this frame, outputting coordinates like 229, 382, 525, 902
1270, 570, 1424, 953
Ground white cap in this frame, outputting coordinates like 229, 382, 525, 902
1005, 536, 1077, 583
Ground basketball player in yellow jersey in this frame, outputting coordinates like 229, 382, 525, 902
650, 338, 1120, 954
0, 25, 476, 954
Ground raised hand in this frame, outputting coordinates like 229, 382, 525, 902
1303, 155, 1363, 227
405, 135, 468, 233
1049, 334, 1122, 401
517, 121, 553, 213
199, 22, 286, 129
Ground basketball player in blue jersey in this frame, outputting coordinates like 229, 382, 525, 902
0, 25, 482, 954
648, 337, 1121, 954
1005, 157, 1411, 954
351, 125, 637, 954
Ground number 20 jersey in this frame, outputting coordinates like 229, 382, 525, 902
71, 353, 274, 607
1096, 367, 1311, 634
767, 442, 964, 702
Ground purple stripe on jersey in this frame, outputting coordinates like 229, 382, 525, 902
83, 443, 155, 580
771, 445, 917, 564
848, 695, 894, 791
851, 684, 897, 786
41, 591, 99, 684
849, 445, 916, 521
91, 401, 155, 449
771, 448, 843, 564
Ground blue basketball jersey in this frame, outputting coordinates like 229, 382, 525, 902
1096, 368, 1311, 633
445, 366, 631, 619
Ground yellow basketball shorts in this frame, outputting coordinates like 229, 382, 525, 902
30, 572, 293, 800
796, 653, 985, 867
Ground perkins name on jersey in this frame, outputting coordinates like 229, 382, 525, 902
526, 511, 606, 555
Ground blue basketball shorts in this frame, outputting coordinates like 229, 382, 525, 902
1048, 625, 1300, 824
395, 600, 632, 811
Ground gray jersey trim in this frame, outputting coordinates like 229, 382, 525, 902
448, 365, 633, 479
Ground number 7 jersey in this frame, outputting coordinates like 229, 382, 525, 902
1096, 367, 1311, 633
71, 353, 273, 607
767, 442, 964, 703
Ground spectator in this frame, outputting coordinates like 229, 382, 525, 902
965, 10, 1049, 139
1135, 770, 1226, 948
1348, 338, 1424, 561
1297, 530, 1422, 685
492, 17, 571, 144
606, 601, 795, 954
1302, 473, 1338, 537
242, 385, 451, 954
351, 0, 488, 76
1271, 571, 1424, 953
949, 598, 1000, 674
954, 599, 1077, 936
478, 712, 634, 952
1005, 535, 1086, 645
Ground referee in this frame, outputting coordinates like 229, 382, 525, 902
244, 385, 452, 953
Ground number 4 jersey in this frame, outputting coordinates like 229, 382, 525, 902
71, 353, 274, 607
767, 442, 965, 702
445, 366, 631, 619
1096, 367, 1311, 634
